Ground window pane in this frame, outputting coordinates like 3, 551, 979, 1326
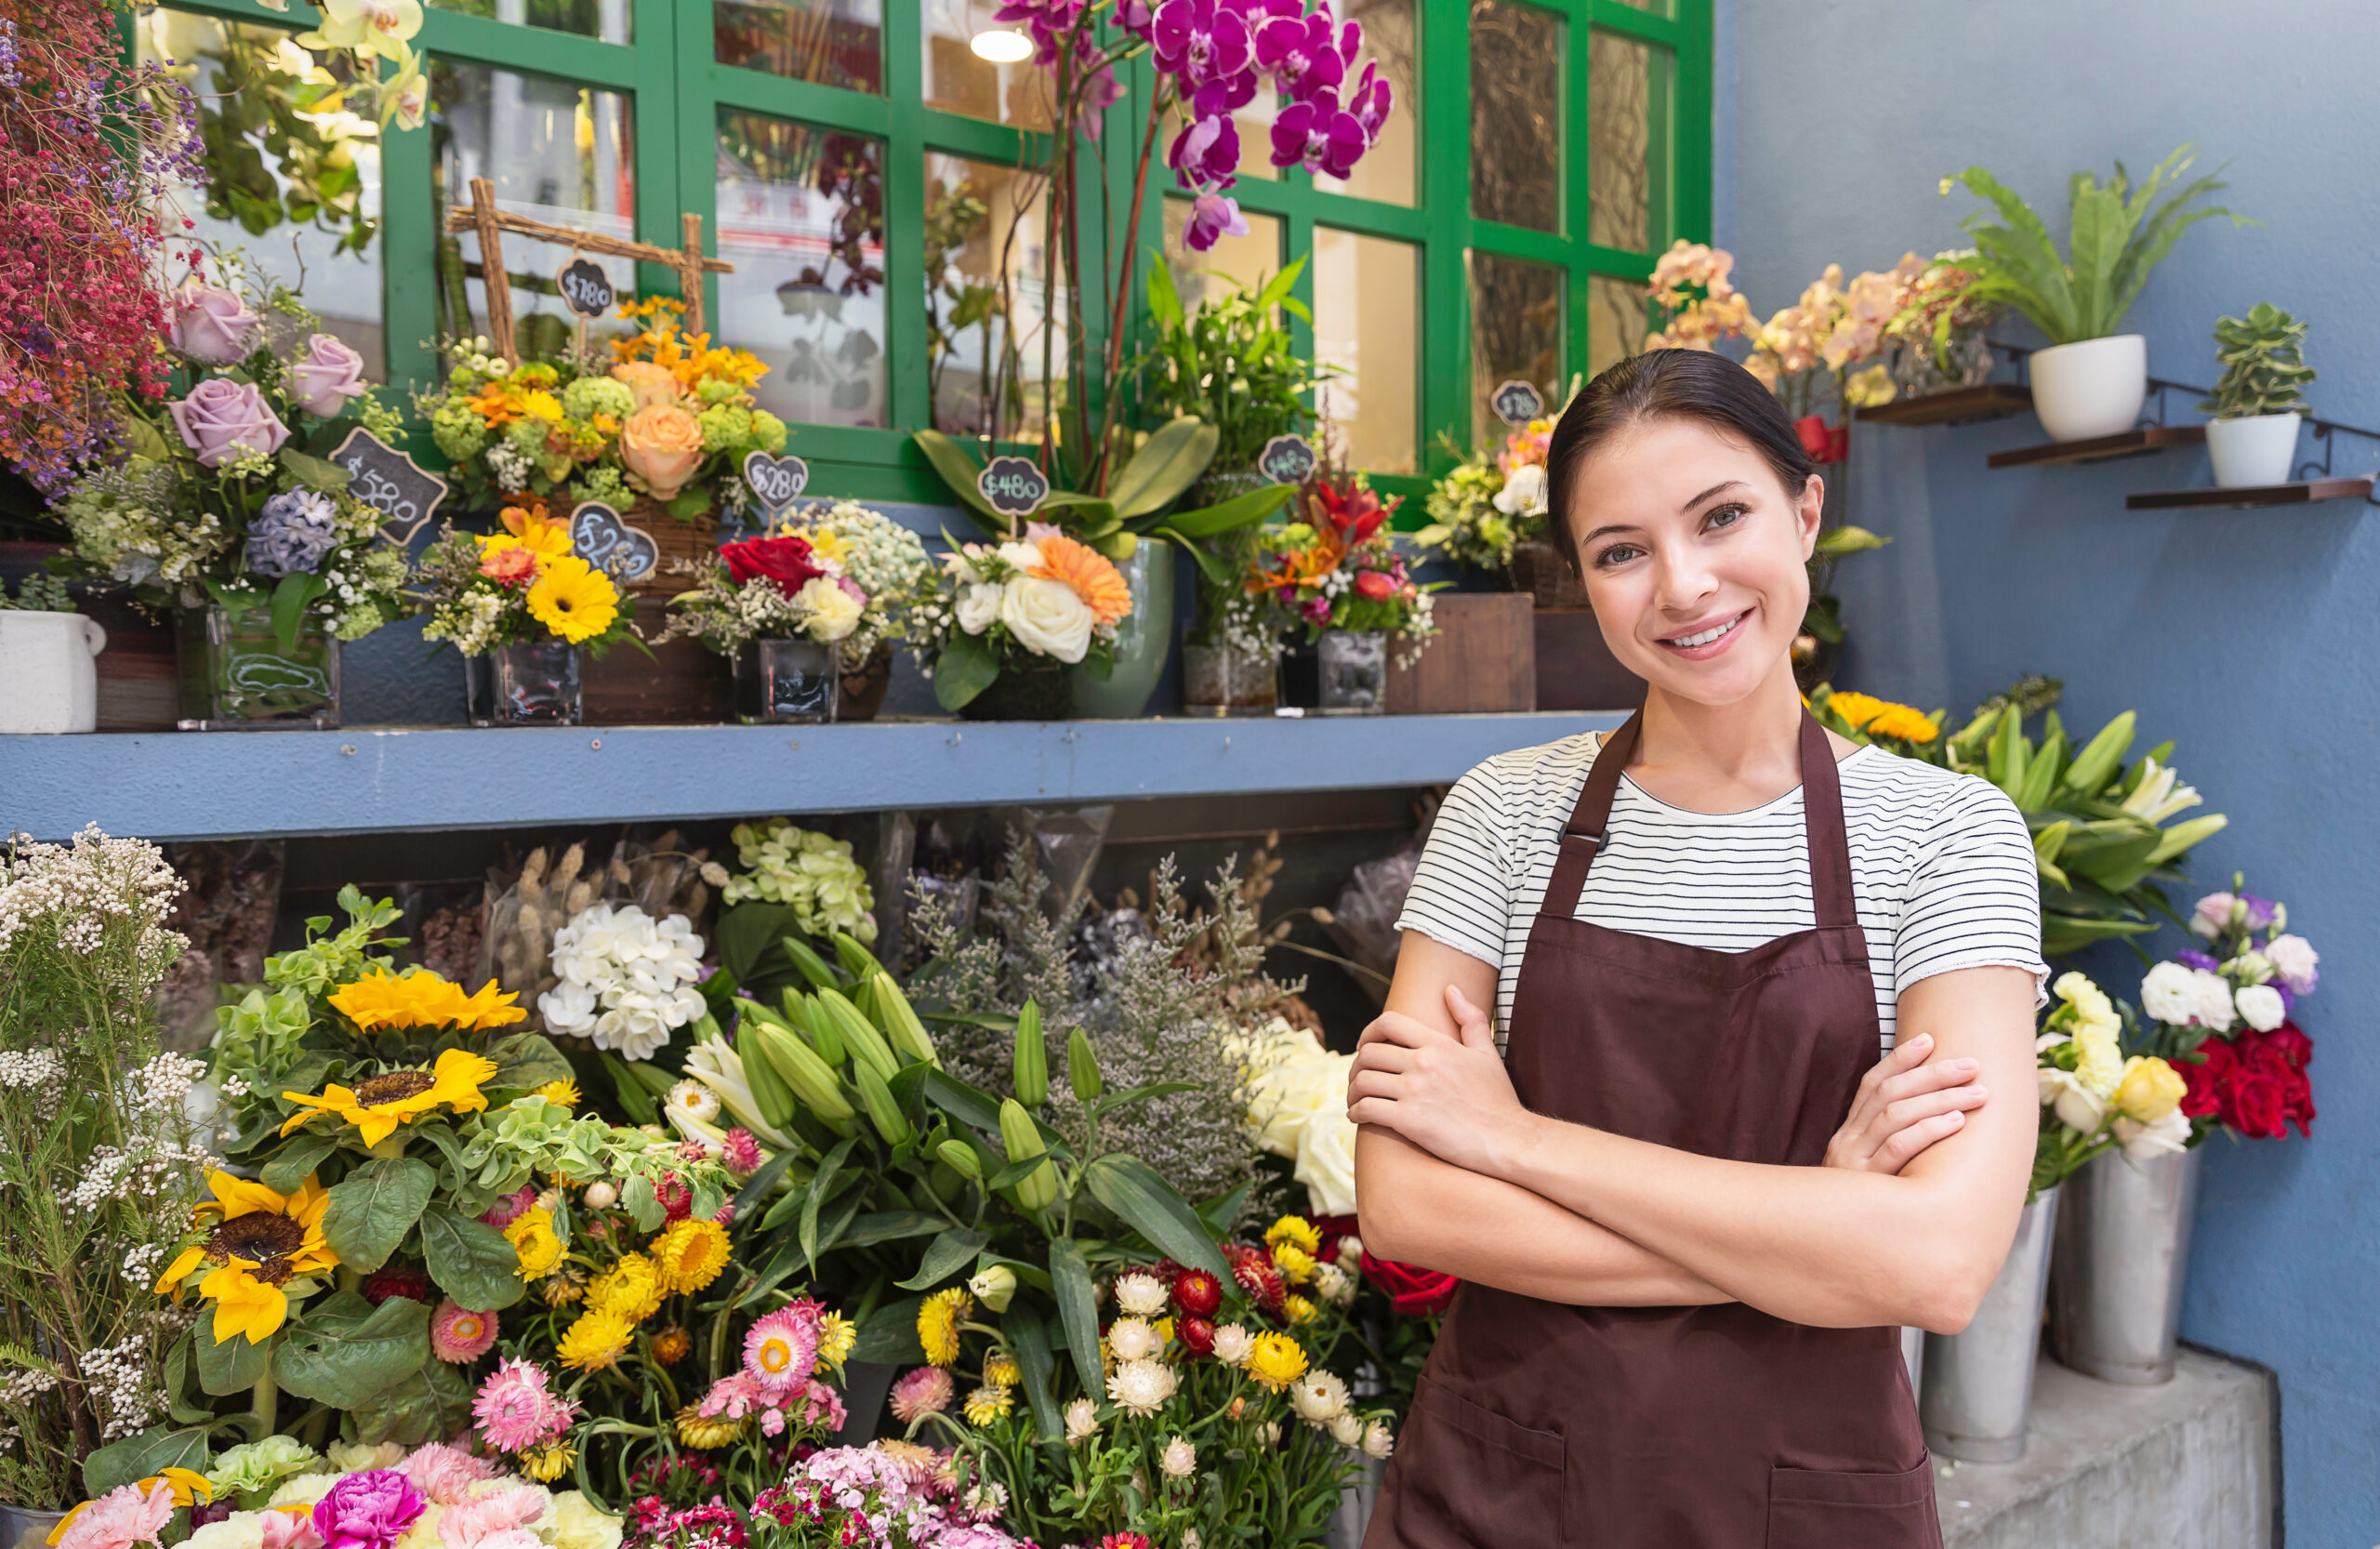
1587, 273, 1646, 377
716, 113, 889, 429
1235, 88, 1282, 180
1468, 250, 1562, 443
1469, 0, 1563, 232
430, 62, 635, 362
1314, 230, 1418, 474
1161, 199, 1284, 310
1315, 0, 1416, 205
925, 153, 1067, 443
716, 0, 883, 92
428, 0, 629, 46
1589, 29, 1664, 252
921, 0, 1052, 130
140, 11, 386, 379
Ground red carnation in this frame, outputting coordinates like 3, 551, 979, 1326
1170, 1266, 1223, 1318
720, 534, 823, 595
1225, 1242, 1286, 1314
362, 1266, 435, 1306
1360, 1250, 1460, 1317
1177, 1314, 1216, 1357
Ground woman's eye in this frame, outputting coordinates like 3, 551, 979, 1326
1593, 543, 1643, 568
1705, 503, 1747, 531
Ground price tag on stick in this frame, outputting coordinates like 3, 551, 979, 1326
328, 428, 449, 548
569, 500, 660, 584
1259, 433, 1318, 485
977, 456, 1051, 520
556, 257, 615, 318
742, 450, 810, 523
1491, 378, 1548, 428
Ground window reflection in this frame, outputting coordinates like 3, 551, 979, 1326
1468, 249, 1563, 443
921, 0, 1052, 130
428, 0, 630, 46
1588, 29, 1658, 252
1588, 273, 1646, 377
925, 153, 1066, 442
1314, 229, 1418, 473
1315, 0, 1417, 205
1469, 0, 1563, 232
715, 0, 883, 92
1161, 198, 1283, 310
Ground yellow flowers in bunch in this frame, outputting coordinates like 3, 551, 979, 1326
818, 1309, 857, 1366
558, 1308, 635, 1371
586, 1252, 666, 1321
918, 1287, 973, 1367
155, 1172, 340, 1344
506, 1208, 564, 1280
555, 1218, 732, 1372
611, 297, 767, 401
280, 1048, 498, 1148
653, 1219, 731, 1294
1822, 690, 1941, 746
1266, 1214, 1322, 1289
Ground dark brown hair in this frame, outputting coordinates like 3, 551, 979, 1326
1541, 348, 1814, 576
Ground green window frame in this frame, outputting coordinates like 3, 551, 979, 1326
145, 0, 1709, 509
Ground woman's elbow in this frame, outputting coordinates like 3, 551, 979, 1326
1901, 1233, 2019, 1335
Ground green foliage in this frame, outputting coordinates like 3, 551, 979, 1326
176, 29, 378, 256
2200, 301, 2315, 419
1137, 256, 1324, 471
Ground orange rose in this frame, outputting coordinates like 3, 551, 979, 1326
611, 361, 682, 412
619, 404, 707, 500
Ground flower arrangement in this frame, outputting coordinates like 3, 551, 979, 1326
1883, 249, 1997, 389
1411, 417, 1555, 574
2137, 882, 2319, 1141
55, 253, 413, 644
668, 503, 933, 666
1236, 1017, 1356, 1219
1250, 478, 1435, 652
416, 502, 636, 657
418, 300, 785, 522
913, 525, 1135, 712
720, 820, 877, 945
2031, 973, 2192, 1196
536, 903, 709, 1062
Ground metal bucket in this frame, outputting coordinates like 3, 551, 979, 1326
1324, 1453, 1387, 1549
0, 1504, 68, 1549
2049, 1145, 2202, 1384
1921, 1185, 2059, 1462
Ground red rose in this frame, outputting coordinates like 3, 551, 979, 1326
1313, 1212, 1359, 1266
721, 534, 822, 595
2180, 1024, 2315, 1140
1360, 1250, 1459, 1317
1355, 570, 1394, 601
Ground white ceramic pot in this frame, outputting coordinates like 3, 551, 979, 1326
2205, 412, 2303, 488
0, 611, 106, 734
2029, 335, 2148, 442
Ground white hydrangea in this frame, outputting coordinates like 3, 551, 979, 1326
536, 903, 708, 1062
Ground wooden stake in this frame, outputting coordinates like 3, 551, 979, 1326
469, 176, 517, 364
681, 213, 709, 338
443, 198, 734, 352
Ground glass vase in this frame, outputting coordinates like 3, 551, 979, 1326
1892, 329, 1994, 396
734, 637, 840, 723
174, 603, 340, 731
1317, 629, 1388, 714
959, 658, 1072, 721
467, 639, 582, 726
1183, 638, 1281, 716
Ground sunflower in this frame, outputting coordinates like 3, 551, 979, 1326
1820, 690, 1889, 731
1032, 534, 1132, 627
327, 969, 525, 1032
279, 1048, 498, 1147
157, 1172, 339, 1344
918, 1287, 972, 1367
650, 1219, 731, 1295
525, 555, 620, 644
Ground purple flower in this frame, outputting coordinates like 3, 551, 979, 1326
1168, 115, 1241, 184
291, 333, 368, 418
1153, 0, 1254, 87
1114, 0, 1155, 39
2238, 892, 2281, 931
247, 489, 341, 577
1270, 87, 1368, 179
1190, 68, 1259, 120
168, 281, 262, 365
1253, 11, 1347, 102
167, 377, 290, 469
2174, 948, 2220, 973
1183, 190, 1250, 251
1348, 59, 1393, 139
312, 1471, 425, 1549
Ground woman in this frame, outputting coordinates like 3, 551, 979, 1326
1349, 350, 2044, 1549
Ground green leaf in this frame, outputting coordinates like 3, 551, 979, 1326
1197, 1180, 1254, 1235
1081, 1153, 1231, 1279
732, 1145, 803, 1223
1087, 1080, 1202, 1120
910, 430, 1004, 525
2060, 710, 2136, 796
84, 1425, 211, 1499
924, 1069, 1004, 1132
275, 1291, 430, 1409
321, 1157, 436, 1273
1160, 481, 1292, 540
836, 1211, 947, 1250
1811, 523, 1891, 558
802, 1135, 859, 1269
932, 628, 1000, 711
897, 1227, 991, 1291
1048, 1238, 1104, 1396
481, 1032, 575, 1093
1002, 1304, 1064, 1442
260, 1132, 340, 1195
602, 1053, 659, 1125
1144, 251, 1184, 330
852, 1294, 927, 1364
417, 1203, 525, 1311
280, 449, 350, 491
194, 1323, 275, 1396
348, 1357, 474, 1448
268, 571, 326, 655
1109, 417, 1220, 519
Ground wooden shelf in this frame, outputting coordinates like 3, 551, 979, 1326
1856, 383, 2033, 427
1987, 424, 2206, 469
2126, 477, 2374, 510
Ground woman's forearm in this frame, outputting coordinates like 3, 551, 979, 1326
1355, 1126, 1731, 1307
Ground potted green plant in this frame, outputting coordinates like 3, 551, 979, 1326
2199, 302, 2314, 487
1945, 145, 2249, 442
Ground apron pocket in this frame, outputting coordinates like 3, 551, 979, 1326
1765, 1459, 1941, 1549
1378, 1381, 1567, 1549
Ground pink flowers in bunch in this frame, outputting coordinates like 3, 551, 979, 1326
54, 1479, 178, 1549
472, 1357, 578, 1455
311, 1471, 426, 1549
694, 1298, 835, 1438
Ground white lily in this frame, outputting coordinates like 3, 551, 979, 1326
681, 1038, 798, 1151
2121, 758, 2202, 823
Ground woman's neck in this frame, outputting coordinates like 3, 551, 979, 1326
1625, 661, 1833, 814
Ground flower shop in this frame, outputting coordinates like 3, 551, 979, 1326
0, 0, 2369, 1542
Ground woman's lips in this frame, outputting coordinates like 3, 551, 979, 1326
1655, 607, 1753, 661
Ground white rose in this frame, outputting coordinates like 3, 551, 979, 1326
2234, 983, 2286, 1032
2112, 1106, 2191, 1160
2265, 933, 2320, 995
1491, 461, 1549, 518
795, 576, 864, 642
2139, 961, 2199, 1026
1294, 1091, 1359, 1218
955, 581, 1001, 635
998, 575, 1094, 662
2188, 969, 2237, 1032
995, 540, 1044, 573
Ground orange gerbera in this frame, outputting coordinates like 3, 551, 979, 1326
500, 502, 575, 557
1032, 534, 1133, 627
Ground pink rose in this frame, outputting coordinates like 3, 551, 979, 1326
292, 333, 369, 417
168, 377, 290, 468
170, 281, 263, 364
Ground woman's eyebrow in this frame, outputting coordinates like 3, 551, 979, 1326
1682, 479, 1749, 511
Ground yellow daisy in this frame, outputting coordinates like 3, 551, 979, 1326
525, 555, 619, 644
556, 1308, 634, 1371
534, 1079, 580, 1108
280, 1048, 498, 1147
649, 1219, 731, 1295
817, 1310, 856, 1366
1246, 1331, 1309, 1392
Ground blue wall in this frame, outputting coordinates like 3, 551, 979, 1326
1721, 2, 2379, 1541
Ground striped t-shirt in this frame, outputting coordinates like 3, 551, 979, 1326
1395, 733, 2048, 1053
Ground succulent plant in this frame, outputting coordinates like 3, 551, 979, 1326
2200, 301, 2315, 419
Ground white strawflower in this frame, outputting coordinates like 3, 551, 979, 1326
1106, 1358, 1177, 1417
1329, 1411, 1364, 1448
666, 1079, 721, 1124
1211, 1323, 1255, 1367
1063, 1397, 1100, 1444
1106, 1317, 1161, 1362
1114, 1271, 1168, 1317
1362, 1420, 1395, 1459
1315, 1263, 1355, 1307
1160, 1435, 1197, 1478
1290, 1370, 1351, 1425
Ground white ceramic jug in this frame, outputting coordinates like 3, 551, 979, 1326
0, 612, 107, 734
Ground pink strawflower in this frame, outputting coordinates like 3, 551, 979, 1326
481, 1185, 538, 1230
397, 1442, 499, 1506
744, 1303, 822, 1395
797, 1378, 848, 1432
312, 1470, 426, 1549
57, 1480, 176, 1549
698, 1371, 765, 1420
721, 1129, 763, 1175
657, 1173, 694, 1221
260, 1508, 324, 1549
473, 1357, 575, 1453
430, 1300, 501, 1364
438, 1487, 549, 1549
888, 1366, 954, 1423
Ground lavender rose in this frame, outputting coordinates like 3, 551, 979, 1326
248, 490, 341, 577
169, 282, 263, 365
168, 378, 290, 469
311, 1470, 424, 1549
291, 333, 369, 417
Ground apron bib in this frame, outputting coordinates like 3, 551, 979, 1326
1366, 710, 1942, 1549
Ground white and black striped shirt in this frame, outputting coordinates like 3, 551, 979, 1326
1396, 733, 2049, 1053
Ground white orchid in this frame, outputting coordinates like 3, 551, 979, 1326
300, 0, 423, 62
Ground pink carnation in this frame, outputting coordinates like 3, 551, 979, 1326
438, 1487, 549, 1549
480, 1185, 538, 1230
758, 1409, 786, 1438
473, 1357, 575, 1453
57, 1480, 177, 1549
697, 1371, 765, 1420
260, 1508, 324, 1549
430, 1300, 500, 1364
888, 1366, 953, 1424
312, 1470, 425, 1549
720, 1129, 763, 1175
397, 1442, 498, 1506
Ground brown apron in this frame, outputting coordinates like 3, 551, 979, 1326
1367, 710, 1942, 1549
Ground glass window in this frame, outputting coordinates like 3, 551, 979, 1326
1469, 0, 1563, 232
1161, 199, 1284, 311
925, 153, 1067, 443
140, 10, 387, 378
1588, 29, 1658, 252
716, 0, 884, 92
1587, 273, 1646, 377
430, 61, 635, 362
1313, 229, 1418, 474
427, 0, 630, 46
1234, 89, 1283, 180
1469, 250, 1563, 442
921, 0, 1052, 130
1607, 0, 1670, 13
1315, 0, 1416, 205
716, 113, 890, 429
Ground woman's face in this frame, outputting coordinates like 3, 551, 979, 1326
1563, 414, 1824, 707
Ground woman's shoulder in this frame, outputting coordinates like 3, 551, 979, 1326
1839, 744, 2030, 840
1445, 730, 1605, 816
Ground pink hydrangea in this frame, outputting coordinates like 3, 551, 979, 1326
397, 1442, 498, 1506
57, 1480, 177, 1549
473, 1357, 575, 1453
430, 1300, 500, 1364
311, 1470, 425, 1549
887, 1366, 953, 1424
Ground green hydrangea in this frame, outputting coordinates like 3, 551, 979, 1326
430, 404, 488, 463
725, 820, 877, 942
749, 409, 787, 453
504, 417, 549, 457
562, 375, 636, 421
694, 377, 744, 407
333, 601, 386, 641
696, 404, 752, 455
573, 466, 628, 505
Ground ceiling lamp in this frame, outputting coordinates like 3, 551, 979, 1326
970, 29, 1035, 63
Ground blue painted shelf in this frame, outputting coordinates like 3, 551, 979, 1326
2, 712, 1625, 842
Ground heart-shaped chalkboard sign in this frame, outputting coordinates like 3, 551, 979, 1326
743, 450, 810, 519
977, 456, 1051, 518
569, 500, 660, 583
1259, 433, 1319, 486
328, 428, 450, 548
556, 258, 616, 320
1491, 377, 1548, 428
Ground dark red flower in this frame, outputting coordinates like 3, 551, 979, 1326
362, 1266, 435, 1306
1793, 414, 1831, 463
1306, 478, 1401, 547
657, 1172, 694, 1221
1170, 1266, 1223, 1318
720, 535, 823, 595
1360, 1250, 1459, 1317
1176, 1314, 1216, 1357
1312, 1212, 1359, 1266
1224, 1242, 1286, 1313
2179, 1023, 2315, 1141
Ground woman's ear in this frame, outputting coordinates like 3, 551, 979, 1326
1796, 472, 1826, 560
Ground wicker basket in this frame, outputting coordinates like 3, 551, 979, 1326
625, 496, 718, 599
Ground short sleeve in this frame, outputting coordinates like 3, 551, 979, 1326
1894, 775, 2050, 1003
1395, 761, 1516, 970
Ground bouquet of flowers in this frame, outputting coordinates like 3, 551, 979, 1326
668, 504, 934, 667
2032, 972, 2192, 1195
913, 526, 1134, 712
55, 253, 412, 644
1884, 249, 1997, 388
416, 501, 637, 657
2137, 882, 2319, 1142
622, 1442, 1027, 1549
1250, 478, 1435, 653
418, 299, 786, 522
1411, 416, 1554, 574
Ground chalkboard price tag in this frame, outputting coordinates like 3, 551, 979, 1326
1491, 378, 1548, 428
328, 428, 449, 548
977, 456, 1051, 518
556, 258, 616, 319
569, 500, 661, 584
743, 450, 810, 520
1258, 434, 1318, 486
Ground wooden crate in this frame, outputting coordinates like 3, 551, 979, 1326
1533, 607, 1644, 712
582, 598, 731, 724
1387, 591, 1535, 714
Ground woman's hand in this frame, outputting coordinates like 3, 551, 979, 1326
1823, 1032, 1990, 1175
1348, 983, 1527, 1175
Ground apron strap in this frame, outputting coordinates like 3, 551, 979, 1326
1540, 708, 1859, 928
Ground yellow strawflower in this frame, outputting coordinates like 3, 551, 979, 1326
505, 1207, 563, 1280
586, 1251, 665, 1322
818, 1310, 856, 1366
557, 1308, 634, 1371
521, 1439, 576, 1482
1272, 1243, 1318, 1285
962, 1385, 1013, 1426
674, 1405, 744, 1450
919, 1287, 972, 1367
983, 1353, 1020, 1387
650, 1326, 692, 1365
650, 1219, 731, 1294
1264, 1215, 1321, 1255
1246, 1331, 1309, 1391
1283, 1293, 1317, 1325
534, 1080, 580, 1108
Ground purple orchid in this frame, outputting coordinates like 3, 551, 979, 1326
1115, 0, 1156, 38
1154, 0, 1254, 88
1190, 67, 1259, 119
1253, 10, 1346, 102
1348, 59, 1393, 139
993, 0, 1086, 62
1270, 86, 1368, 178
1168, 114, 1242, 184
1183, 190, 1250, 251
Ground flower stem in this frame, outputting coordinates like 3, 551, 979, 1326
247, 1369, 280, 1440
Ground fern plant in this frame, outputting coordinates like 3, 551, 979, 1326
1944, 144, 2251, 345
2200, 302, 2316, 419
